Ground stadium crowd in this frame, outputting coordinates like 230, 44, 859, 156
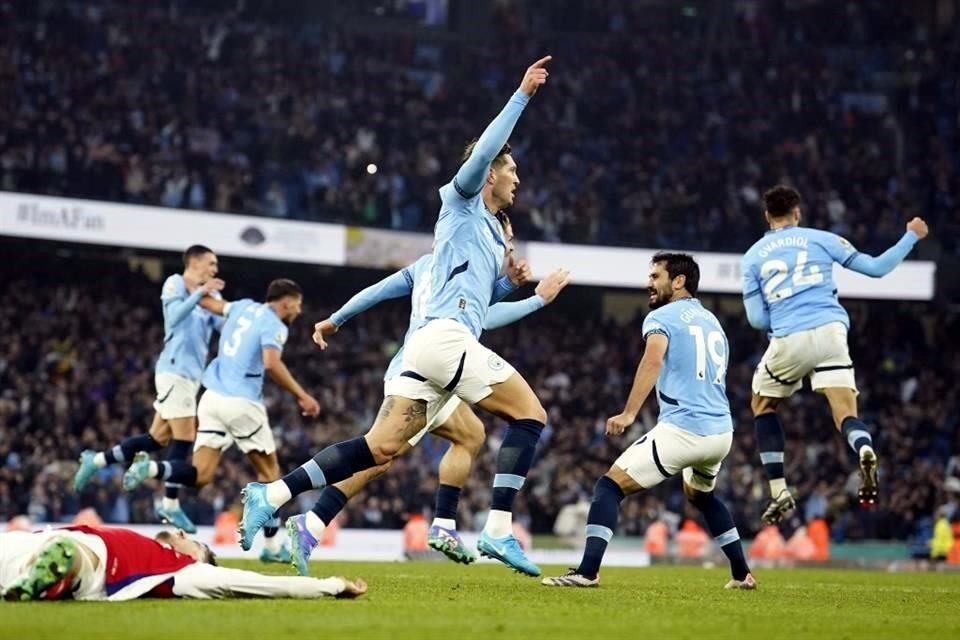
3, 1, 958, 254
0, 256, 956, 543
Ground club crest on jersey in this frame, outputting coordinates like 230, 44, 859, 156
275, 330, 287, 345
488, 354, 505, 371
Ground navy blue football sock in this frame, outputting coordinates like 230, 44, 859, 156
576, 476, 625, 579
311, 486, 349, 526
841, 417, 874, 456
105, 433, 162, 465
159, 460, 198, 487
263, 516, 281, 539
281, 437, 376, 497
163, 439, 192, 501
434, 484, 461, 521
689, 491, 750, 580
754, 413, 786, 484
490, 419, 544, 512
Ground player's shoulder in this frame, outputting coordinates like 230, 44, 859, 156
161, 274, 186, 298
439, 180, 480, 211
642, 305, 675, 335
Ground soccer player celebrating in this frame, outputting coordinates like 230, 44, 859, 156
543, 253, 754, 590
742, 186, 929, 523
123, 279, 320, 563
1, 526, 365, 601
289, 248, 569, 575
73, 245, 225, 533
240, 56, 553, 577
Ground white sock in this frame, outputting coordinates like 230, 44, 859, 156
432, 517, 456, 530
305, 511, 327, 540
483, 509, 513, 538
263, 531, 283, 553
93, 452, 108, 468
148, 461, 160, 478
770, 478, 787, 498
860, 444, 875, 460
162, 497, 180, 511
265, 481, 292, 508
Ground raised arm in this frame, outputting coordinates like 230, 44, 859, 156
451, 56, 551, 199
844, 219, 927, 277
165, 278, 224, 329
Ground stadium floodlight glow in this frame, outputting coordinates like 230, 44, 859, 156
367, 164, 378, 175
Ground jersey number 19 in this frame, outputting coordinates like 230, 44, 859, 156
688, 326, 726, 384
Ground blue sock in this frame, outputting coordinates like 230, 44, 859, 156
576, 476, 624, 579
490, 419, 544, 512
263, 516, 280, 539
160, 460, 198, 486
841, 416, 873, 456
281, 437, 375, 497
434, 484, 461, 521
311, 486, 349, 525
105, 433, 162, 465
164, 439, 192, 501
754, 413, 786, 485
689, 491, 750, 580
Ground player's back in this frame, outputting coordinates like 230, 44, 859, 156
156, 274, 219, 380
424, 185, 508, 338
202, 299, 287, 402
643, 298, 732, 436
742, 226, 855, 337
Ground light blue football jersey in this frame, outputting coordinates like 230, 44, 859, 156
422, 187, 508, 338
642, 298, 732, 436
155, 274, 220, 381
742, 226, 857, 337
202, 299, 288, 403
384, 254, 433, 381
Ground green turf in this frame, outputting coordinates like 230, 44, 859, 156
4, 561, 959, 639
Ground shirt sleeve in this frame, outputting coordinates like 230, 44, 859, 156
490, 275, 516, 304
171, 564, 345, 599
261, 318, 288, 352
743, 294, 771, 331
843, 231, 919, 278
330, 267, 416, 328
819, 231, 860, 268
483, 296, 546, 330
162, 276, 204, 330
741, 255, 762, 301
446, 91, 530, 202
642, 311, 670, 341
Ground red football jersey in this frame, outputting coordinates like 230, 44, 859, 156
64, 526, 196, 598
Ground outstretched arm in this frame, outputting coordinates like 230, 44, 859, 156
845, 231, 918, 277
451, 56, 551, 199
484, 268, 570, 330
171, 564, 366, 599
330, 269, 414, 327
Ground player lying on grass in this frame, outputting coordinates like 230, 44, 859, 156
0, 525, 365, 601
543, 253, 755, 590
292, 240, 569, 574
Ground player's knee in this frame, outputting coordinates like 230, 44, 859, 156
516, 400, 547, 425
149, 426, 172, 447
194, 463, 217, 488
684, 484, 711, 507
458, 419, 486, 457
751, 394, 777, 416
366, 437, 404, 463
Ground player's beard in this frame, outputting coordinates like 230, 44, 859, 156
648, 285, 671, 309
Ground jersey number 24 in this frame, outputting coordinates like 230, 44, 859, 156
760, 251, 823, 302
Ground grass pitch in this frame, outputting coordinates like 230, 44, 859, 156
4, 561, 958, 639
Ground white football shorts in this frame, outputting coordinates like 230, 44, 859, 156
153, 372, 200, 420
614, 422, 733, 492
752, 321, 857, 398
194, 389, 275, 455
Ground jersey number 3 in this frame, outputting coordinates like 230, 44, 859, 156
760, 250, 823, 301
223, 317, 253, 357
688, 326, 726, 384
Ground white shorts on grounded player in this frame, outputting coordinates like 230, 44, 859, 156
153, 372, 200, 420
0, 530, 107, 601
393, 318, 516, 406
194, 389, 275, 455
383, 376, 461, 446
614, 422, 733, 492
752, 321, 858, 398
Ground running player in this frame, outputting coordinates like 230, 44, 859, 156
123, 279, 320, 563
743, 186, 929, 523
542, 253, 754, 590
1, 526, 365, 601
73, 245, 225, 533
239, 56, 553, 577
286, 250, 569, 575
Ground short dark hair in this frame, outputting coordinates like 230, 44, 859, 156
266, 278, 303, 302
462, 138, 512, 169
763, 186, 802, 217
183, 244, 214, 267
652, 252, 700, 296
